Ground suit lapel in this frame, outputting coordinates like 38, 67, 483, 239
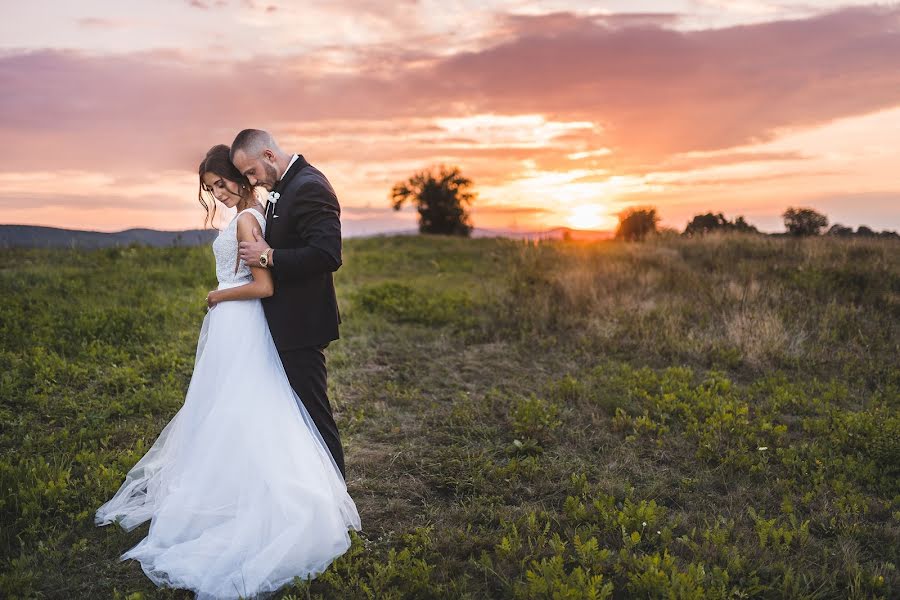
274, 154, 308, 195
265, 195, 275, 236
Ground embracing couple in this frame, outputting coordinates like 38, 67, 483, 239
95, 130, 361, 599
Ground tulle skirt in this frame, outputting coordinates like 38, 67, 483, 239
95, 290, 361, 599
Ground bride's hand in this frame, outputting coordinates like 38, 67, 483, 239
206, 291, 220, 309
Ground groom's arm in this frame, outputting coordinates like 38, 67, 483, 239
271, 182, 342, 281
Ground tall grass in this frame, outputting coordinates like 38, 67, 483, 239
490, 234, 897, 384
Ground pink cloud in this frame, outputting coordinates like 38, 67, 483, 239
1, 5, 899, 179
498, 11, 682, 37
429, 6, 900, 159
76, 18, 136, 29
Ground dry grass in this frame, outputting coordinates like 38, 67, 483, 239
490, 233, 897, 383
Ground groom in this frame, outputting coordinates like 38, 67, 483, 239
231, 129, 346, 479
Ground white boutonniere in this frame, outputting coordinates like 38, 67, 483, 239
268, 191, 280, 204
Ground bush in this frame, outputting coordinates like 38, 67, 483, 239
615, 207, 659, 241
828, 224, 854, 236
783, 207, 828, 236
684, 213, 758, 236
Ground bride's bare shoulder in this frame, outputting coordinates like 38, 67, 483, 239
236, 210, 264, 241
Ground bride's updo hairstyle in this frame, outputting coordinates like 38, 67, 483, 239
198, 144, 253, 228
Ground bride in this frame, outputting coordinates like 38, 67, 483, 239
95, 144, 361, 599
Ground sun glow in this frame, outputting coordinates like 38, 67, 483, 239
565, 203, 612, 230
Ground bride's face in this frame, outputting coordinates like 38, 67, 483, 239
201, 172, 243, 208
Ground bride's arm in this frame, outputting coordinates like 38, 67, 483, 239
207, 213, 274, 306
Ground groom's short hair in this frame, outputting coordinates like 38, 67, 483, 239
230, 129, 276, 161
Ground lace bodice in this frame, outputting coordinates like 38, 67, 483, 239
212, 208, 267, 287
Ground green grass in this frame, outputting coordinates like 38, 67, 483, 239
1, 234, 898, 599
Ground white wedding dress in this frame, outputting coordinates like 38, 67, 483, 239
96, 207, 361, 599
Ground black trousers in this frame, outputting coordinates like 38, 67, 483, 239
278, 344, 346, 479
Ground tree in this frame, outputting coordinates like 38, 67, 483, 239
827, 224, 853, 236
391, 165, 475, 236
782, 207, 828, 236
684, 212, 729, 236
615, 207, 659, 241
855, 225, 876, 237
732, 216, 759, 234
684, 212, 759, 236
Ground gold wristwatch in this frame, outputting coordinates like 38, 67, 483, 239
259, 249, 270, 268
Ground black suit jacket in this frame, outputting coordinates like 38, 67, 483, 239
263, 155, 342, 351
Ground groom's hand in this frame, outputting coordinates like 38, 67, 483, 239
238, 229, 271, 268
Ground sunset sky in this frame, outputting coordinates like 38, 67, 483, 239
2, 0, 899, 235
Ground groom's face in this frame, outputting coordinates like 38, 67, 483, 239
232, 149, 280, 191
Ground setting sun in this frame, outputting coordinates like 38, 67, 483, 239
566, 203, 612, 230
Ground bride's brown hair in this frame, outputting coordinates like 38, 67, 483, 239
198, 144, 253, 228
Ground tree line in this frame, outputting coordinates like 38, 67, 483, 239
390, 165, 898, 240
615, 206, 899, 241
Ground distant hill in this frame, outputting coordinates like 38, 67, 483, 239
0, 224, 614, 248
473, 226, 614, 241
0, 225, 218, 249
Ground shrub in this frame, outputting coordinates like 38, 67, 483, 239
615, 207, 659, 241
783, 207, 828, 236
510, 395, 561, 444
684, 213, 758, 236
828, 224, 854, 236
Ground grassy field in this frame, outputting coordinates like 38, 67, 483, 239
1, 233, 898, 599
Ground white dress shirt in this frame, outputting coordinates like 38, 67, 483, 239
280, 154, 299, 182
